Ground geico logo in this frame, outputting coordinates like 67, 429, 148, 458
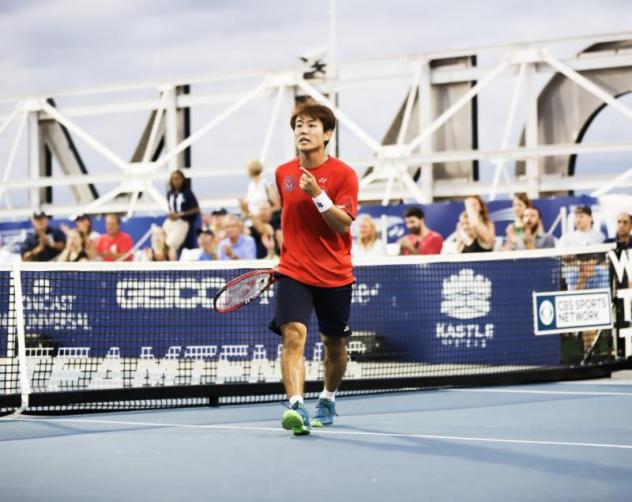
116, 278, 226, 309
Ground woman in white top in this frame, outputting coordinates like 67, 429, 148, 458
352, 214, 387, 258
243, 160, 280, 214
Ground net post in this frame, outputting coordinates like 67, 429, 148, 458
12, 261, 31, 413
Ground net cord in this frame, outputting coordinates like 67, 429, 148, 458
12, 261, 31, 412
0, 243, 616, 274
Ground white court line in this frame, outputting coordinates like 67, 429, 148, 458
445, 388, 632, 397
8, 417, 632, 451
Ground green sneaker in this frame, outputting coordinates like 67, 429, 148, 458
311, 398, 336, 427
282, 402, 311, 436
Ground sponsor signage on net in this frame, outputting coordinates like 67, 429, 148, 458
532, 289, 612, 335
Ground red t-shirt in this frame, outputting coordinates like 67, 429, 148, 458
400, 230, 443, 255
276, 156, 358, 287
96, 231, 134, 262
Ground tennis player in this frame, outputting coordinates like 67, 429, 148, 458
270, 99, 358, 435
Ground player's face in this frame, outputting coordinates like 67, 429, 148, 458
294, 115, 333, 153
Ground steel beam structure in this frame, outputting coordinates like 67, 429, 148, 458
0, 32, 631, 219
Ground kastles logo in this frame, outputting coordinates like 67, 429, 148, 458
440, 269, 491, 320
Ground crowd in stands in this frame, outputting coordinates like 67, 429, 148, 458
14, 162, 630, 264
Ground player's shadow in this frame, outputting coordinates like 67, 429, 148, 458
312, 424, 632, 482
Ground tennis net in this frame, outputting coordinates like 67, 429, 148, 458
1, 244, 630, 414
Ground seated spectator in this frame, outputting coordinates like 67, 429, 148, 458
261, 226, 279, 259
198, 229, 218, 261
217, 214, 256, 260
556, 205, 605, 248
352, 214, 387, 258
163, 169, 200, 252
56, 229, 88, 262
503, 206, 555, 250
502, 193, 531, 250
605, 212, 632, 250
20, 211, 66, 262
239, 200, 281, 259
398, 207, 443, 255
74, 214, 100, 260
143, 226, 176, 261
96, 214, 134, 261
241, 159, 281, 215
456, 196, 496, 253
557, 205, 607, 356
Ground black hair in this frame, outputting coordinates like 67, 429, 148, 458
404, 207, 424, 220
169, 170, 191, 192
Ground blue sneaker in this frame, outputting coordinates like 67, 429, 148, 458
311, 398, 336, 427
282, 402, 311, 436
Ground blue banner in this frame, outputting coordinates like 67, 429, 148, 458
7, 258, 561, 366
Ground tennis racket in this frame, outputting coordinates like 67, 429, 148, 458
213, 269, 276, 313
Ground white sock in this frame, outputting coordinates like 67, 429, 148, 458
320, 388, 336, 402
289, 395, 304, 406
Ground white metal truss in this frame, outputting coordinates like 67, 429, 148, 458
0, 31, 631, 219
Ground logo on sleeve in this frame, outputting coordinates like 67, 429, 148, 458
284, 176, 297, 193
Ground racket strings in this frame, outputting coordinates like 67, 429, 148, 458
216, 274, 271, 311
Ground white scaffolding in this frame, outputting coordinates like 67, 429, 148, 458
0, 31, 631, 219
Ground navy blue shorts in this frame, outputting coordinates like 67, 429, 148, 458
268, 274, 353, 338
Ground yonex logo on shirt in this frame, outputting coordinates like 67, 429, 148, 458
284, 176, 297, 192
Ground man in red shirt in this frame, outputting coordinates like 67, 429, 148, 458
398, 207, 443, 255
96, 214, 134, 261
271, 99, 358, 435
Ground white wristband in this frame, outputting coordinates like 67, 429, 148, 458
312, 191, 334, 213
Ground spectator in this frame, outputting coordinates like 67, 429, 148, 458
502, 193, 531, 250
605, 212, 632, 250
20, 211, 66, 262
241, 159, 280, 215
556, 205, 606, 356
163, 169, 200, 252
143, 226, 176, 261
398, 207, 443, 255
74, 214, 100, 260
503, 206, 555, 250
198, 229, 218, 261
352, 214, 387, 258
261, 226, 279, 259
240, 200, 281, 259
96, 214, 134, 262
456, 196, 496, 253
556, 205, 605, 248
217, 214, 256, 260
56, 229, 88, 262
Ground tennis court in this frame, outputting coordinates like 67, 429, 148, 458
2, 375, 631, 502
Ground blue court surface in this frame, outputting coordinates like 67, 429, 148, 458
1, 377, 632, 502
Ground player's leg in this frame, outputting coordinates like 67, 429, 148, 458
280, 322, 308, 401
311, 283, 352, 427
321, 334, 348, 396
269, 275, 314, 435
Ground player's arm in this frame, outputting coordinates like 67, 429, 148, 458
299, 167, 352, 234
